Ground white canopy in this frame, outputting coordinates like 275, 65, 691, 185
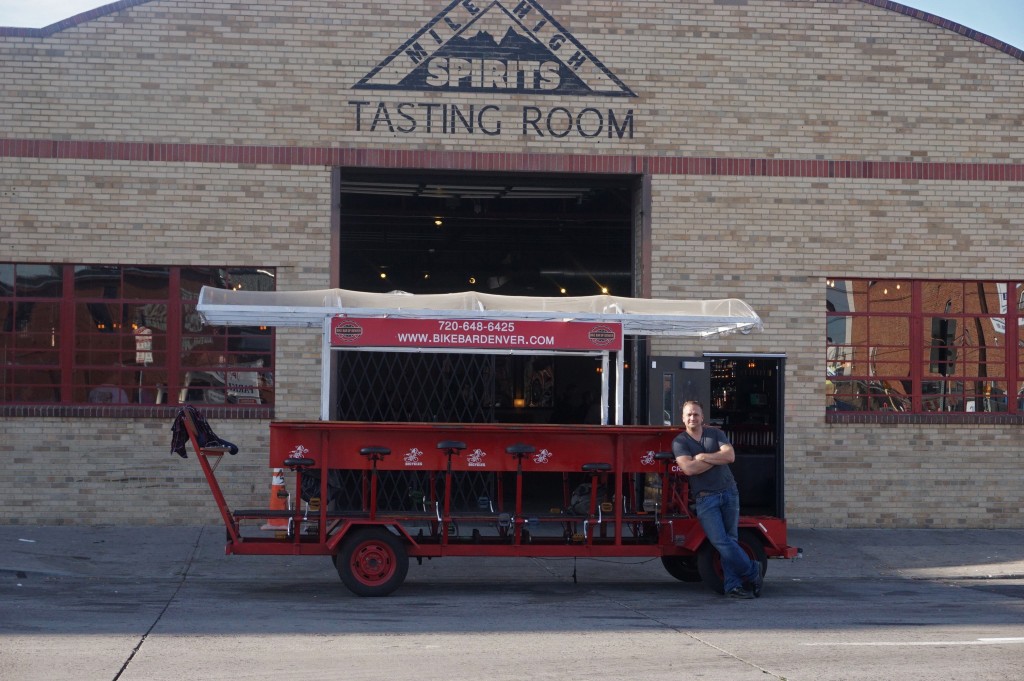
197, 287, 762, 337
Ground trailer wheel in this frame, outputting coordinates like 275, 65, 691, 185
661, 556, 702, 582
696, 528, 768, 595
336, 528, 409, 597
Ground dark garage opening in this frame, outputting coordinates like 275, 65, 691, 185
335, 169, 638, 425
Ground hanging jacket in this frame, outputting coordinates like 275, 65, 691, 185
169, 404, 239, 458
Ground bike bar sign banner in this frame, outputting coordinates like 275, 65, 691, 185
331, 317, 622, 352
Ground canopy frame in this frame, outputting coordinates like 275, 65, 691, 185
196, 287, 763, 423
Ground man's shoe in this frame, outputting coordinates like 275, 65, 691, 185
751, 562, 765, 598
726, 586, 754, 599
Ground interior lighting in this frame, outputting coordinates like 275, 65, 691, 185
434, 217, 443, 227
600, 286, 609, 294
468, 276, 476, 285
380, 272, 387, 280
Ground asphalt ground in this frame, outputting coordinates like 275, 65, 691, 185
2, 526, 1023, 681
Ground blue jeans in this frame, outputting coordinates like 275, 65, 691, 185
695, 487, 759, 594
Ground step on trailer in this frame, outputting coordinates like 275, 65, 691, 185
188, 287, 800, 596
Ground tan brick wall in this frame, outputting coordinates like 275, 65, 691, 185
648, 175, 1024, 527
0, 159, 331, 523
2, 0, 1023, 526
0, 1, 1022, 160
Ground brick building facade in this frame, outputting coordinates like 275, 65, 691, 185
2, 0, 1022, 527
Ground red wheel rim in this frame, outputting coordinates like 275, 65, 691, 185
349, 539, 396, 586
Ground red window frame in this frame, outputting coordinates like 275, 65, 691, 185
0, 263, 275, 409
826, 279, 1021, 417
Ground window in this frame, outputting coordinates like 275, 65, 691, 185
826, 279, 1020, 415
1, 263, 274, 408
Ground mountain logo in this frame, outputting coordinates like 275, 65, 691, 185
354, 0, 635, 97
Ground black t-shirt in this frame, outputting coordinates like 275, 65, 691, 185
671, 426, 737, 494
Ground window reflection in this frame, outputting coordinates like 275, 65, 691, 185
1, 263, 274, 407
828, 278, 1017, 415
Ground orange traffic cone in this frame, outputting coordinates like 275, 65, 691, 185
261, 468, 289, 530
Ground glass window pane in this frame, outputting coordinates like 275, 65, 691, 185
963, 282, 1000, 315
180, 267, 225, 298
0, 263, 14, 295
1, 262, 275, 407
829, 378, 863, 411
922, 281, 963, 313
868, 316, 909, 346
75, 368, 133, 404
133, 303, 168, 334
74, 265, 121, 298
77, 302, 121, 333
962, 382, 1008, 413
868, 280, 910, 313
662, 372, 674, 424
826, 341, 853, 377
123, 266, 170, 299
8, 367, 60, 403
16, 264, 63, 298
870, 360, 909, 377
4, 301, 59, 336
223, 267, 276, 293
868, 379, 910, 412
826, 314, 853, 346
827, 279, 864, 312
959, 348, 1006, 377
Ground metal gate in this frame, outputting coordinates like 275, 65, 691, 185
336, 351, 496, 423
331, 351, 498, 512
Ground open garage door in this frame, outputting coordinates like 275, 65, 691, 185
335, 169, 639, 425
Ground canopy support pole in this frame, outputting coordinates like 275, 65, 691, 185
615, 348, 625, 425
321, 318, 331, 420
600, 352, 610, 425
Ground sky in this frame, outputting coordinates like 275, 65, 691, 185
0, 0, 1021, 51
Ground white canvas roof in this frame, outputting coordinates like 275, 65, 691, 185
197, 287, 762, 337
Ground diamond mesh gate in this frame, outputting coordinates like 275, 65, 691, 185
336, 352, 496, 423
328, 352, 499, 513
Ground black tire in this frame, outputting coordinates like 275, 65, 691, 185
696, 527, 768, 594
661, 556, 702, 582
336, 527, 409, 597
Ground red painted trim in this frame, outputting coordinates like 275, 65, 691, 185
2, 138, 1022, 182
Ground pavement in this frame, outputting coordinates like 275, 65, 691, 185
2, 526, 1023, 681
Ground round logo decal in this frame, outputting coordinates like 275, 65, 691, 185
334, 320, 364, 343
588, 325, 617, 346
